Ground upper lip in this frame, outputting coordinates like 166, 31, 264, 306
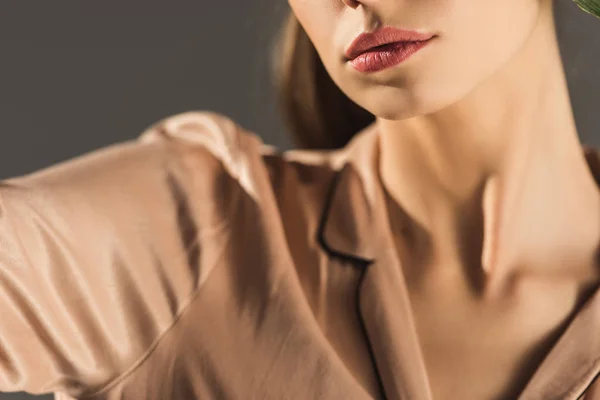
344, 26, 435, 61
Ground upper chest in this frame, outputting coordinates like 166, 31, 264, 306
86, 224, 600, 400
406, 269, 600, 400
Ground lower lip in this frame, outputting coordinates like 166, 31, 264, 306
348, 38, 433, 73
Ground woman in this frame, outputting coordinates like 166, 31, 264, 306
1, 0, 600, 399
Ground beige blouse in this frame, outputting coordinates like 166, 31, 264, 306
0, 111, 599, 400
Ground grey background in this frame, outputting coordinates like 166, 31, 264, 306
1, 1, 599, 399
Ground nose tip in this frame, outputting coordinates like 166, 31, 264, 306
341, 0, 361, 9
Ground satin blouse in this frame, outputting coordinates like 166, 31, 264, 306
1, 111, 599, 399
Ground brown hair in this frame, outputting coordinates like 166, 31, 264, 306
272, 11, 375, 150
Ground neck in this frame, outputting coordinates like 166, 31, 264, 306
377, 2, 600, 296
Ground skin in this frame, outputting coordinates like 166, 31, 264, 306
288, 0, 600, 398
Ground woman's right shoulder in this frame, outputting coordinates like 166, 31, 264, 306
3, 111, 253, 226
0, 110, 261, 397
138, 110, 248, 173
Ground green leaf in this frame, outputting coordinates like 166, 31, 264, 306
573, 0, 600, 18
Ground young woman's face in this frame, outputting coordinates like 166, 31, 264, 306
288, 0, 546, 119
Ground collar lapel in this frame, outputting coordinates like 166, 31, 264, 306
317, 124, 433, 400
317, 161, 377, 265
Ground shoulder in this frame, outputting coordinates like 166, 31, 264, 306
3, 111, 267, 229
138, 110, 345, 176
138, 110, 251, 175
0, 111, 262, 396
137, 110, 347, 206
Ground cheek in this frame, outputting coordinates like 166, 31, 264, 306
443, 0, 540, 83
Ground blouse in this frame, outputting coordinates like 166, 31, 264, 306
0, 111, 599, 399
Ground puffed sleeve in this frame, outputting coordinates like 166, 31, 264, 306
0, 111, 247, 397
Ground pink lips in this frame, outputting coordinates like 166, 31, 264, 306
345, 26, 435, 73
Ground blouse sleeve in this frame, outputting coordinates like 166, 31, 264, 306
0, 111, 246, 397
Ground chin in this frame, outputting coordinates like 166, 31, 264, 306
357, 83, 464, 121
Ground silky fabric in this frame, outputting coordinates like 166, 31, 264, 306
0, 111, 599, 399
